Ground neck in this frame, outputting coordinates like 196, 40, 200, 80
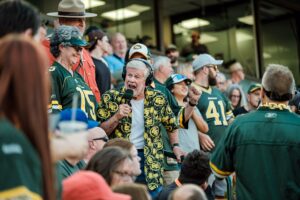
115, 52, 126, 58
66, 158, 79, 166
194, 76, 209, 88
57, 57, 73, 72
154, 73, 166, 84
90, 47, 104, 59
175, 96, 185, 106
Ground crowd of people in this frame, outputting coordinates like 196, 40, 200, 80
0, 0, 300, 200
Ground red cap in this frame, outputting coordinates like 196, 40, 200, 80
63, 171, 131, 200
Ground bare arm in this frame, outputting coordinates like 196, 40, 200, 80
167, 129, 186, 162
184, 86, 202, 122
100, 104, 131, 135
192, 109, 209, 133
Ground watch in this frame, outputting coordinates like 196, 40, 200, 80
172, 143, 180, 149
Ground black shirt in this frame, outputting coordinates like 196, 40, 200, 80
92, 57, 111, 95
233, 106, 248, 117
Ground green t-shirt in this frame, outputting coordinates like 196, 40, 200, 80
192, 83, 233, 147
57, 159, 86, 179
210, 104, 300, 200
49, 61, 98, 120
0, 118, 43, 200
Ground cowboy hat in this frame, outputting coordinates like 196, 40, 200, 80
47, 0, 97, 18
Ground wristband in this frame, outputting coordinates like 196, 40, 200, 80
172, 143, 180, 149
189, 101, 197, 107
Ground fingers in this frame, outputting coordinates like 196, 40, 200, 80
118, 104, 132, 118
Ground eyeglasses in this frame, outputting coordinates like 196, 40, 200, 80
92, 136, 109, 142
71, 46, 83, 52
230, 95, 241, 99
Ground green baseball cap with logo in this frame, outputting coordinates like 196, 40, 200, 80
247, 83, 262, 94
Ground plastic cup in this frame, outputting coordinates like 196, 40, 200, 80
58, 121, 87, 134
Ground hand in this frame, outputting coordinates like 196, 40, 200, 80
173, 146, 186, 163
51, 131, 89, 161
199, 132, 215, 152
188, 86, 202, 105
116, 104, 132, 120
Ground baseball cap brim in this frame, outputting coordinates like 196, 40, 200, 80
247, 84, 262, 94
47, 12, 97, 18
69, 37, 88, 47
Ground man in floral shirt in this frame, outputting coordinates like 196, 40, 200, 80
98, 58, 184, 198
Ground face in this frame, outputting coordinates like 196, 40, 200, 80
160, 61, 174, 81
248, 90, 261, 108
125, 67, 146, 99
236, 69, 245, 81
130, 146, 141, 176
99, 36, 111, 54
89, 127, 108, 152
112, 34, 127, 55
216, 76, 227, 92
59, 18, 86, 34
111, 157, 134, 187
59, 45, 82, 67
230, 89, 241, 108
207, 65, 218, 86
172, 81, 189, 98
167, 50, 179, 64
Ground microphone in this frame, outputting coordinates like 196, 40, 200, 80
123, 89, 133, 105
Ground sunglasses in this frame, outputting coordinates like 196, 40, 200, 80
71, 46, 83, 52
92, 136, 109, 142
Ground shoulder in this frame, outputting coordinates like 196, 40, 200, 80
101, 88, 123, 103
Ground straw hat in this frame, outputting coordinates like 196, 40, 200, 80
47, 0, 97, 18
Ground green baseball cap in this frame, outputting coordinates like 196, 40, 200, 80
64, 35, 88, 47
247, 83, 262, 94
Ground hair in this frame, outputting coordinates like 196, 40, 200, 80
85, 146, 131, 185
112, 183, 149, 200
85, 26, 106, 51
50, 25, 82, 58
0, 0, 40, 38
126, 59, 150, 78
0, 35, 54, 199
170, 184, 207, 200
153, 56, 171, 72
104, 138, 133, 151
178, 150, 211, 185
216, 72, 226, 82
227, 84, 246, 108
262, 64, 295, 101
176, 62, 192, 75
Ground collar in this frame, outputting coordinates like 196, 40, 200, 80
259, 102, 291, 111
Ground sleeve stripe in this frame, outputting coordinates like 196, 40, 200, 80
178, 107, 185, 128
209, 161, 233, 177
0, 186, 42, 200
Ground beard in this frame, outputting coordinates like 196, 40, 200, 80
208, 73, 217, 86
169, 56, 177, 64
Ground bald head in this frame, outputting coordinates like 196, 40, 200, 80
172, 184, 207, 200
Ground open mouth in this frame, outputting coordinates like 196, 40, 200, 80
127, 84, 137, 90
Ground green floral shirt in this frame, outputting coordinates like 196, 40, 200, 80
97, 86, 178, 190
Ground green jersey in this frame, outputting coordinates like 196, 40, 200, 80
49, 61, 98, 120
0, 118, 43, 200
192, 83, 233, 146
57, 159, 86, 179
210, 104, 300, 200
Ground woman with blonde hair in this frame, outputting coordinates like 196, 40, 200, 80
0, 35, 55, 199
